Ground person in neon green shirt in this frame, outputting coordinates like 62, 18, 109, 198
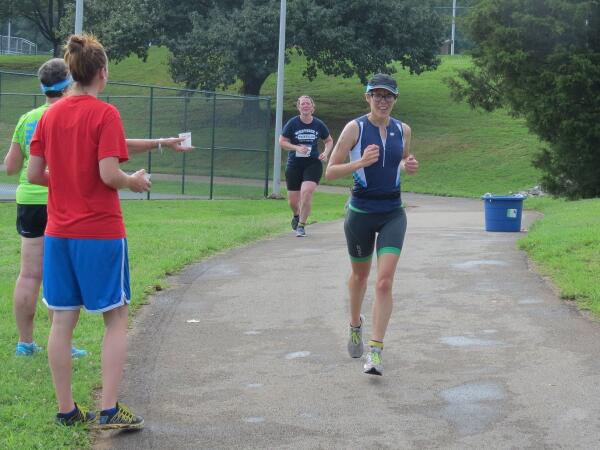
4, 58, 87, 357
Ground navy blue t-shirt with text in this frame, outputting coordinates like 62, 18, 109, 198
282, 116, 330, 167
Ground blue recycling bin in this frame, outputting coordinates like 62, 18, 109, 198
481, 194, 525, 232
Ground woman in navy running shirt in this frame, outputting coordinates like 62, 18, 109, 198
326, 74, 419, 376
279, 95, 333, 237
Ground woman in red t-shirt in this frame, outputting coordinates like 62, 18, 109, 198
28, 33, 188, 428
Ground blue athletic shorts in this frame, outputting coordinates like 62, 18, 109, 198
42, 236, 131, 313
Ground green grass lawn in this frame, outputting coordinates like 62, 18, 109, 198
519, 197, 600, 314
0, 171, 269, 200
0, 194, 347, 449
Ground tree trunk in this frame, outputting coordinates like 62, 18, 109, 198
53, 39, 61, 57
239, 74, 269, 125
240, 75, 267, 97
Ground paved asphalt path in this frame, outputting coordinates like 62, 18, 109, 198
94, 194, 600, 449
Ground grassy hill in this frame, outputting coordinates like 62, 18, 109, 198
0, 48, 541, 198
261, 55, 542, 197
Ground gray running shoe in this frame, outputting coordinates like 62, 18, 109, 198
296, 225, 306, 237
347, 314, 365, 358
364, 347, 383, 376
291, 215, 300, 231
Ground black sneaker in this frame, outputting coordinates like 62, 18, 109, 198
56, 403, 96, 426
291, 215, 300, 231
98, 402, 144, 430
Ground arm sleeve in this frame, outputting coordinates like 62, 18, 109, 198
98, 108, 129, 163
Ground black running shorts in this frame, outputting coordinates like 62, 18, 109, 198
285, 159, 323, 191
343, 207, 407, 261
16, 204, 47, 238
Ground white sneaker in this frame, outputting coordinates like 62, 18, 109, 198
364, 347, 383, 376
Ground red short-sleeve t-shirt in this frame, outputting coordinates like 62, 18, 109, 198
30, 95, 129, 239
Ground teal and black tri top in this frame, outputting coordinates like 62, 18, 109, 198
348, 115, 405, 214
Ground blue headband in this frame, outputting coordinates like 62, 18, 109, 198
40, 76, 73, 94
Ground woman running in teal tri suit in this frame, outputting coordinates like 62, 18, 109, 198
326, 74, 419, 376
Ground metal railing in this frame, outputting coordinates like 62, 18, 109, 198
0, 36, 37, 55
0, 70, 272, 201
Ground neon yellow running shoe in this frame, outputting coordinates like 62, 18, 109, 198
56, 403, 96, 426
98, 402, 144, 430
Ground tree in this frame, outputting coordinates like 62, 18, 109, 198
80, 0, 443, 96
166, 0, 445, 95
58, 0, 159, 62
0, 0, 72, 56
65, 0, 243, 63
447, 0, 600, 199
291, 0, 445, 83
168, 1, 281, 93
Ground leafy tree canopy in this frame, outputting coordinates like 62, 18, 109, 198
291, 0, 444, 84
447, 0, 600, 199
0, 0, 71, 56
77, 0, 444, 96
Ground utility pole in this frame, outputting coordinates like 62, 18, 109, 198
451, 0, 457, 55
75, 0, 84, 34
271, 0, 286, 197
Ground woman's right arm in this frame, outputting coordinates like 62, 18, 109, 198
4, 143, 24, 175
325, 121, 378, 180
279, 136, 308, 154
99, 157, 150, 193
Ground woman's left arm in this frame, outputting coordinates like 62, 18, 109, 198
400, 124, 418, 174
319, 135, 335, 161
126, 137, 192, 155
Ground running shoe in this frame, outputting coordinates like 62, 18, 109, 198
15, 341, 43, 356
98, 402, 144, 430
56, 403, 96, 426
347, 314, 365, 358
71, 347, 88, 359
291, 215, 300, 231
296, 225, 306, 237
364, 347, 383, 376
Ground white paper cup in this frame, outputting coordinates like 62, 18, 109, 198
296, 145, 310, 157
179, 132, 192, 147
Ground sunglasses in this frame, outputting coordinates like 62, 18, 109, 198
368, 92, 397, 102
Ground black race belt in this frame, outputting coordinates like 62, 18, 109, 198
351, 191, 401, 200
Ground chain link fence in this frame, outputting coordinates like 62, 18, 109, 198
0, 70, 272, 201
